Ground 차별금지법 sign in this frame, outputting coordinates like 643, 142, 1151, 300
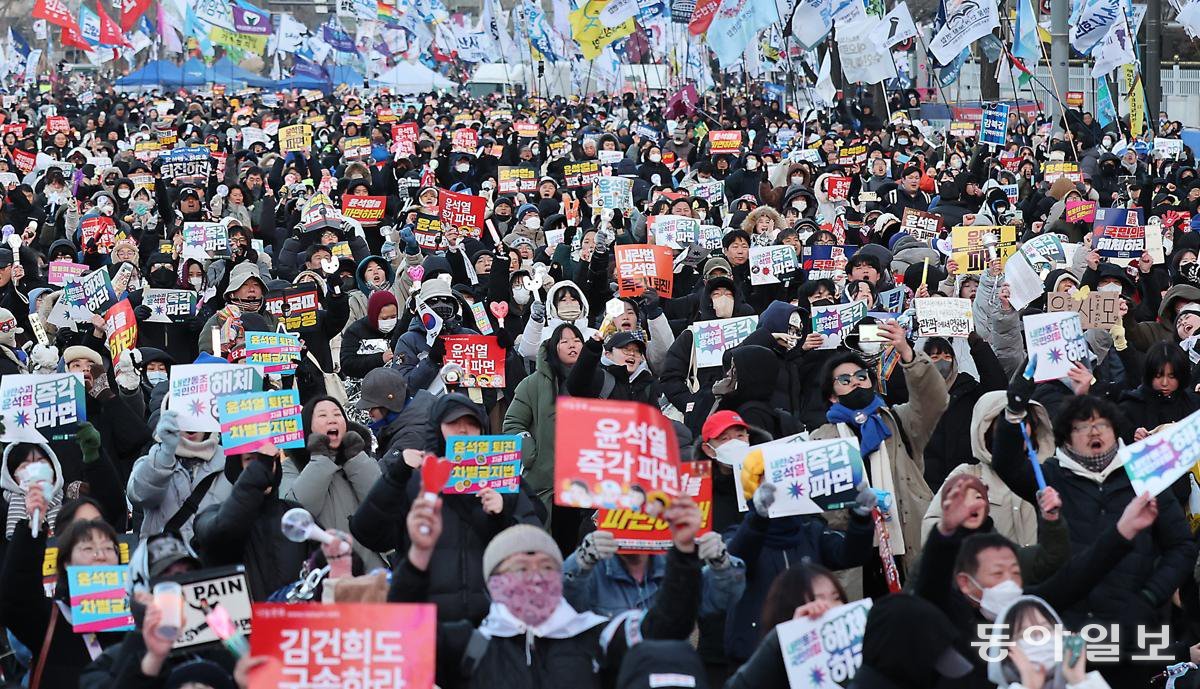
244, 331, 302, 375
443, 434, 522, 494
65, 565, 134, 633
218, 389, 304, 455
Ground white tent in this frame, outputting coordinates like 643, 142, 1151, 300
372, 61, 458, 93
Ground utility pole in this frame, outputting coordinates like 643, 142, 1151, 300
1050, 0, 1068, 131
1145, 0, 1162, 127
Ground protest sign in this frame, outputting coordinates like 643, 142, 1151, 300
443, 435, 522, 494
249, 603, 436, 689
65, 269, 117, 316
1021, 233, 1067, 271
750, 245, 799, 285
802, 245, 857, 280
341, 195, 386, 224
218, 389, 304, 455
175, 566, 253, 650
699, 224, 725, 250
979, 103, 1009, 147
1092, 224, 1145, 258
650, 215, 701, 249
143, 289, 198, 324
104, 299, 138, 360
563, 160, 600, 189
412, 213, 444, 251
240, 126, 270, 149
825, 175, 852, 202
13, 149, 35, 174
877, 286, 906, 313
900, 207, 944, 241
616, 244, 674, 296
744, 435, 866, 517
42, 533, 135, 596
692, 180, 725, 204
593, 176, 635, 210
691, 316, 759, 368
776, 599, 873, 688
1043, 161, 1082, 183
264, 286, 320, 330
837, 143, 868, 166
65, 565, 133, 633
914, 297, 973, 337
45, 115, 69, 134
1046, 291, 1120, 329
47, 260, 88, 286
949, 120, 978, 139
812, 301, 868, 348
451, 127, 478, 154
278, 124, 313, 152
80, 215, 116, 253
1120, 407, 1200, 497
598, 149, 624, 166
708, 130, 743, 153
244, 331, 302, 375
168, 364, 262, 433
514, 121, 539, 138
554, 398, 680, 509
1093, 207, 1143, 233
1154, 137, 1183, 159
442, 334, 506, 387
159, 146, 212, 179
342, 136, 372, 159
597, 461, 713, 553
1065, 200, 1098, 224
1023, 312, 1088, 382
497, 166, 537, 194
0, 373, 85, 444
131, 140, 160, 164
182, 222, 230, 260
391, 122, 419, 156
438, 189, 486, 240
950, 225, 1017, 273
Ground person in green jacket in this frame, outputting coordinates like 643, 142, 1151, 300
503, 322, 584, 555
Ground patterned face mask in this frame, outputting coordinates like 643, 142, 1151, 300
487, 570, 562, 628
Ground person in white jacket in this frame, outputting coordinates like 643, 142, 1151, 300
986, 595, 1113, 689
518, 281, 594, 359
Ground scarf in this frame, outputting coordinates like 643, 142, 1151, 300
369, 410, 401, 434
1061, 443, 1119, 474
176, 432, 220, 460
827, 396, 892, 457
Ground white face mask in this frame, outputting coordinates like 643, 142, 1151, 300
117, 188, 131, 199
456, 162, 470, 173
525, 217, 541, 230
649, 153, 662, 163
146, 370, 168, 386
189, 276, 203, 289
1016, 635, 1059, 671
377, 317, 398, 333
712, 438, 749, 466
790, 175, 803, 185
513, 287, 531, 304
969, 577, 1023, 621
792, 199, 807, 212
1098, 282, 1122, 293
745, 159, 759, 171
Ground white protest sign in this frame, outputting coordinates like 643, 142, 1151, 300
812, 301, 868, 349
777, 599, 873, 688
167, 364, 262, 432
749, 245, 799, 285
691, 316, 759, 368
914, 297, 974, 337
0, 373, 86, 444
592, 177, 634, 210
1023, 311, 1088, 382
751, 436, 867, 518
174, 566, 252, 650
1120, 408, 1200, 497
651, 215, 701, 250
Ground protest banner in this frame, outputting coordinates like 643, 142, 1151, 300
776, 599, 873, 688
1065, 200, 1098, 224
142, 289, 198, 324
342, 136, 371, 159
249, 603, 437, 689
554, 398, 680, 509
1154, 137, 1183, 159
691, 316, 759, 368
1046, 291, 1120, 329
650, 215, 701, 249
749, 245, 799, 285
1043, 161, 1082, 183
1024, 312, 1088, 382
950, 225, 1017, 273
42, 533, 135, 596
699, 224, 725, 250
168, 364, 261, 433
244, 332, 302, 375
218, 389, 304, 455
877, 286, 906, 313
593, 176, 635, 210
0, 373, 85, 444
744, 435, 866, 517
812, 301, 868, 349
278, 124, 313, 152
443, 434, 522, 494
340, 195, 386, 224
900, 207, 944, 241
1092, 224, 1145, 259
949, 120, 978, 139
80, 215, 116, 253
616, 244, 674, 296
47, 260, 88, 286
979, 103, 1009, 147
442, 334, 506, 387
563, 160, 600, 189
264, 286, 320, 330
159, 146, 212, 179
692, 180, 725, 204
837, 143, 868, 166
104, 299, 138, 360
438, 189, 486, 240
914, 297, 974, 337
65, 565, 133, 633
708, 129, 743, 153
181, 222, 230, 260
1120, 407, 1200, 497
175, 565, 253, 650
597, 461, 713, 553
497, 166, 538, 194
66, 269, 118, 316
825, 175, 852, 202
391, 122, 419, 156
451, 127, 478, 154
802, 245, 857, 280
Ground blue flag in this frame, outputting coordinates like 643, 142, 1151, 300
1096, 77, 1117, 127
1013, 0, 1039, 83
706, 0, 780, 69
11, 29, 29, 58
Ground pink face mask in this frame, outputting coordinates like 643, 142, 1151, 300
487, 570, 562, 627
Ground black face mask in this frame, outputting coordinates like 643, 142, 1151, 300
149, 268, 176, 288
838, 385, 876, 410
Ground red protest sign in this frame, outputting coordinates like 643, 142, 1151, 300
1065, 200, 1097, 224
597, 461, 712, 553
554, 398, 681, 509
81, 216, 117, 253
2, 123, 25, 137
104, 299, 138, 360
442, 334, 506, 387
341, 195, 386, 224
825, 175, 852, 202
391, 122, 419, 157
249, 603, 437, 689
438, 189, 486, 240
615, 244, 674, 297
999, 154, 1022, 172
451, 128, 478, 155
708, 130, 742, 153
13, 149, 35, 175
45, 116, 69, 134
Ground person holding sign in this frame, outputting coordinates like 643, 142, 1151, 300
567, 331, 661, 406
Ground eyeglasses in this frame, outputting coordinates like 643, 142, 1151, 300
0, 319, 17, 333
834, 369, 870, 386
1071, 420, 1113, 435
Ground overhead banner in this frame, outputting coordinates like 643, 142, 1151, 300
837, 17, 897, 84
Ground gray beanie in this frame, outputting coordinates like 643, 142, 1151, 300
482, 524, 563, 578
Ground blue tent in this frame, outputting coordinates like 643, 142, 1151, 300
328, 65, 365, 87
272, 73, 332, 92
180, 58, 210, 87
115, 60, 186, 88
208, 57, 274, 88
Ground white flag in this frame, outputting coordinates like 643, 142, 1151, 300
882, 2, 918, 46
837, 17, 897, 84
600, 0, 640, 26
928, 0, 1000, 65
789, 0, 833, 50
1180, 0, 1200, 38
1090, 8, 1135, 76
815, 49, 837, 106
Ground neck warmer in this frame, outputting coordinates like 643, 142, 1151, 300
1061, 443, 1119, 473
369, 410, 402, 435
827, 395, 893, 457
176, 432, 220, 460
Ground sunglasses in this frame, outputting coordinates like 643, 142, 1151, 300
833, 369, 870, 386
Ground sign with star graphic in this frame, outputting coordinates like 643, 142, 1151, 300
143, 289, 198, 324
745, 435, 866, 518
691, 316, 758, 368
167, 364, 262, 433
1121, 408, 1200, 497
0, 373, 86, 444
776, 598, 873, 688
1023, 311, 1088, 382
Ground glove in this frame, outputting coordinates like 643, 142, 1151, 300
641, 288, 663, 320
30, 344, 59, 374
1006, 359, 1037, 415
306, 432, 335, 459
399, 225, 420, 254
114, 349, 141, 392
429, 338, 446, 366
529, 301, 546, 324
156, 409, 181, 454
341, 430, 366, 459
134, 304, 152, 321
695, 531, 730, 570
78, 422, 101, 464
575, 530, 619, 570
752, 483, 776, 518
851, 481, 878, 517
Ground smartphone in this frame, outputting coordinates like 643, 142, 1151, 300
1063, 634, 1084, 667
858, 324, 885, 342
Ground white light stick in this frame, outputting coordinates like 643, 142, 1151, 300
281, 507, 349, 554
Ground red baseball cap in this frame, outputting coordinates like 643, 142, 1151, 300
702, 411, 749, 442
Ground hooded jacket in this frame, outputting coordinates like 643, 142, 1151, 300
126, 428, 233, 544
504, 340, 573, 511
737, 300, 806, 418
517, 280, 593, 359
346, 254, 397, 325
921, 337, 1008, 488
1, 442, 64, 539
1123, 283, 1200, 351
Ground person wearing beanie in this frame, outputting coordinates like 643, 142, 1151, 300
393, 278, 479, 392
341, 289, 402, 379
387, 487, 705, 689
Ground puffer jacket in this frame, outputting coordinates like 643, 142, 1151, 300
340, 315, 400, 379
565, 337, 662, 404
126, 433, 233, 544
516, 280, 593, 359
393, 314, 478, 392
503, 344, 569, 511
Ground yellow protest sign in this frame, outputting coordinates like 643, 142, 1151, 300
950, 225, 1017, 274
278, 124, 313, 153
208, 26, 268, 54
569, 0, 635, 60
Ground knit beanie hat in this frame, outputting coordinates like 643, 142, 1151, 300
482, 524, 563, 578
63, 345, 103, 368
367, 290, 399, 329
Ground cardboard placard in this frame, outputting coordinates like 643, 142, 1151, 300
264, 286, 320, 331
900, 208, 943, 241
597, 461, 712, 553
777, 599, 873, 688
143, 289, 198, 324
167, 364, 262, 433
497, 166, 537, 194
914, 297, 973, 337
745, 435, 867, 517
278, 124, 313, 153
1121, 407, 1200, 497
341, 195, 386, 223
950, 225, 1017, 273
175, 566, 253, 650
1046, 291, 1120, 329
749, 245, 799, 285
812, 301, 868, 349
1023, 311, 1088, 382
437, 189, 486, 240
65, 565, 133, 633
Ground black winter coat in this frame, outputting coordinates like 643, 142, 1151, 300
922, 339, 1008, 488
79, 625, 236, 689
566, 337, 662, 405
340, 316, 400, 379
